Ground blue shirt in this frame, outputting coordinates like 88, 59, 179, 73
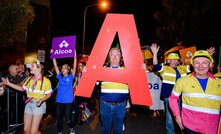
196, 77, 208, 91
56, 72, 75, 103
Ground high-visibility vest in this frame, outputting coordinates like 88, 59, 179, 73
23, 76, 52, 100
101, 66, 129, 94
159, 65, 190, 85
173, 74, 221, 114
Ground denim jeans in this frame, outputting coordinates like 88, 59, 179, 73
164, 97, 175, 134
56, 102, 74, 132
100, 99, 127, 134
165, 97, 183, 134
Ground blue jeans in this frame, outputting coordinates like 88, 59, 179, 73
164, 98, 175, 134
164, 97, 183, 134
56, 102, 74, 132
100, 99, 126, 134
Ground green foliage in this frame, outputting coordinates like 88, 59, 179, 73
0, 0, 35, 47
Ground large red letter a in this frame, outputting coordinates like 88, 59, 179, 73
75, 14, 152, 106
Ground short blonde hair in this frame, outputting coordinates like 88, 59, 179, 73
32, 62, 43, 70
108, 47, 121, 57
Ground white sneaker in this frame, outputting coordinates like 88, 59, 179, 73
70, 128, 75, 134
123, 123, 125, 131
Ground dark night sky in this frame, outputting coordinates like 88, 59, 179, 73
50, 0, 163, 53
50, 0, 221, 60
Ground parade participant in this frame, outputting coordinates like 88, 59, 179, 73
169, 50, 221, 133
151, 43, 191, 134
2, 61, 52, 134
52, 50, 77, 134
80, 47, 146, 134
99, 47, 129, 134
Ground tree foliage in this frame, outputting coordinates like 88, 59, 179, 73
154, 0, 221, 45
0, 0, 35, 47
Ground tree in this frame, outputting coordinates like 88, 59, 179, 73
154, 0, 221, 46
0, 0, 35, 47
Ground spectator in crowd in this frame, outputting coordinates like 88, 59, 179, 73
17, 61, 30, 112
5, 64, 25, 124
169, 50, 221, 134
2, 61, 52, 134
52, 50, 77, 134
151, 43, 191, 134
17, 60, 29, 82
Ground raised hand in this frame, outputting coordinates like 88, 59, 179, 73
207, 47, 215, 56
151, 43, 160, 55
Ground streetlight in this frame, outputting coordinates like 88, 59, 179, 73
82, 2, 109, 54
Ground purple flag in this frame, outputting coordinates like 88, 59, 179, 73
50, 35, 76, 59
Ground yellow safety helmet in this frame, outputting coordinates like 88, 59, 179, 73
167, 53, 180, 60
190, 50, 214, 64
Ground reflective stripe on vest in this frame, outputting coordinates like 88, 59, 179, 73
101, 81, 129, 94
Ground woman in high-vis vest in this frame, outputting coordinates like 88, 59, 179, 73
2, 61, 53, 134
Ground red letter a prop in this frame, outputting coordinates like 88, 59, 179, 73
75, 13, 152, 106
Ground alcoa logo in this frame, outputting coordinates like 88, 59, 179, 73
59, 40, 69, 48
54, 40, 72, 54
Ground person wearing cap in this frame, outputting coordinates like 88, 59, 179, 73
2, 61, 53, 134
151, 43, 191, 134
168, 50, 221, 133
